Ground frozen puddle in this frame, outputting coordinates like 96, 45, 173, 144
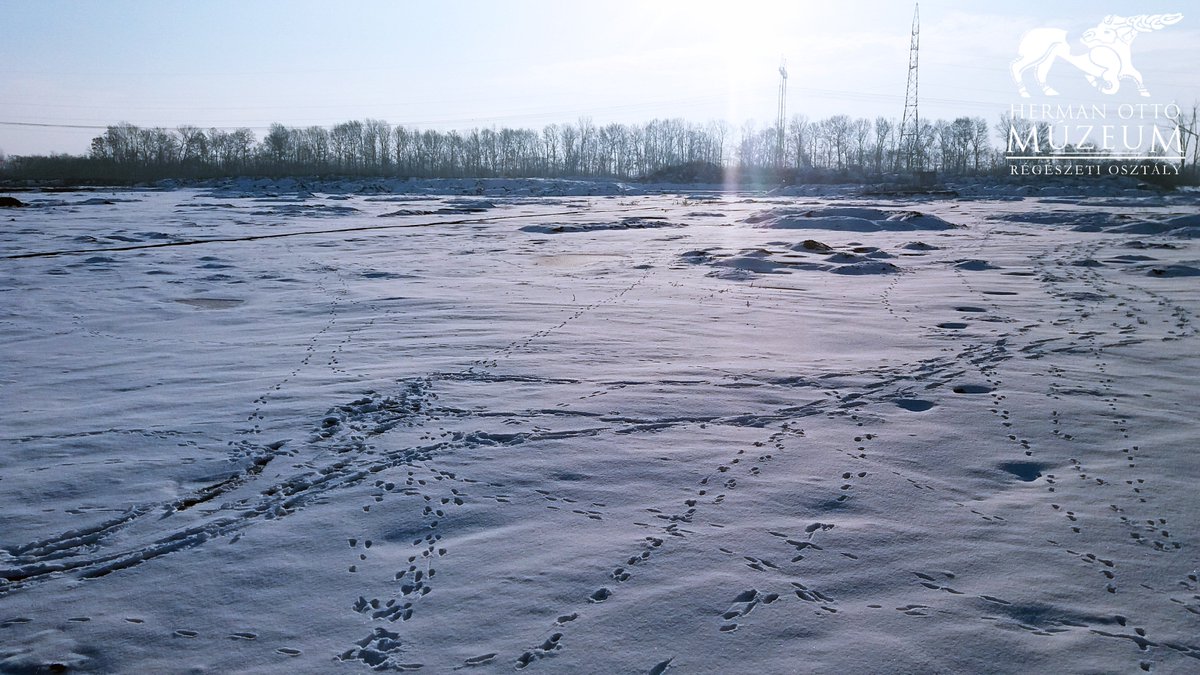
1, 188, 1199, 673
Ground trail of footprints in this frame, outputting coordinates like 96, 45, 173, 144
894, 232, 1199, 666
770, 226, 1200, 668
513, 407, 883, 667
3, 265, 658, 662
1036, 242, 1181, 554
7, 220, 1198, 671
471, 270, 651, 371
342, 273, 657, 670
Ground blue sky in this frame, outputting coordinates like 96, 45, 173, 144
1, 0, 1197, 156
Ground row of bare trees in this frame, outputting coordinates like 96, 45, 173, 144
80, 117, 729, 180
6, 108, 1197, 183
79, 115, 995, 180
89, 122, 258, 172
731, 114, 994, 175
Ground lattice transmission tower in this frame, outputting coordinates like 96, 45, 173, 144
898, 3, 921, 172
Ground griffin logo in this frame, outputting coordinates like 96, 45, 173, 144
1012, 14, 1183, 98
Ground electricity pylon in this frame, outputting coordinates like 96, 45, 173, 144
899, 3, 921, 172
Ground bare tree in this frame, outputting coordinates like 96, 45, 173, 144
825, 115, 851, 170
542, 125, 560, 175
788, 115, 810, 169
969, 117, 990, 173
872, 117, 893, 174
263, 123, 293, 169
560, 124, 578, 175
851, 118, 871, 171
176, 125, 207, 166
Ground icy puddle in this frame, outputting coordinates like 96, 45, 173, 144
1, 188, 1199, 673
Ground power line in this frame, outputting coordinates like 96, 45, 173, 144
1, 82, 1041, 153
1, 91, 1017, 133
0, 121, 110, 130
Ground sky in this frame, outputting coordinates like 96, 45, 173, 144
1, 0, 1198, 157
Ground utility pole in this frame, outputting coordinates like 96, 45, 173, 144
777, 58, 788, 171
899, 3, 921, 173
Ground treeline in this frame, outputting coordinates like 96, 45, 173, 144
0, 114, 1008, 184
3, 112, 1194, 184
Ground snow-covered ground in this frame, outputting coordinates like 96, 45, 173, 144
1, 184, 1198, 673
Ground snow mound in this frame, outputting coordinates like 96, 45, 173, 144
711, 256, 793, 274
1124, 240, 1180, 250
848, 247, 895, 259
678, 250, 714, 264
754, 215, 881, 231
700, 239, 906, 279
746, 207, 959, 231
1106, 214, 1200, 238
903, 241, 940, 251
1018, 211, 1200, 238
15, 197, 141, 209
992, 211, 1136, 231
249, 203, 360, 217
826, 252, 870, 264
520, 217, 680, 234
790, 239, 834, 253
803, 206, 891, 220
378, 208, 437, 218
881, 211, 958, 230
1147, 264, 1200, 277
829, 261, 900, 275
955, 259, 999, 271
